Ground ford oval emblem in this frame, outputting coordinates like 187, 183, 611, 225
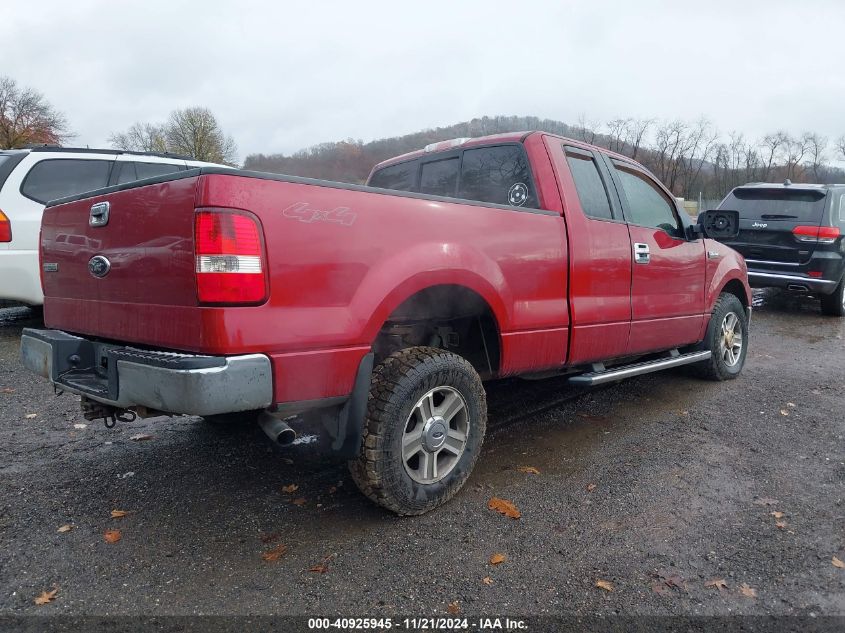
88, 255, 111, 278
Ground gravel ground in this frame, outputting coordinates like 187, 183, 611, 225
0, 290, 843, 621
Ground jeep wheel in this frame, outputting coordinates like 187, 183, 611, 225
349, 347, 487, 515
820, 279, 845, 317
690, 293, 749, 381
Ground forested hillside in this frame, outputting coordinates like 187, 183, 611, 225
244, 115, 845, 200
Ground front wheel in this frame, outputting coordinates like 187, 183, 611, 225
349, 347, 487, 516
820, 278, 845, 317
690, 293, 749, 381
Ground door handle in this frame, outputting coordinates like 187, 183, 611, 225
634, 242, 650, 264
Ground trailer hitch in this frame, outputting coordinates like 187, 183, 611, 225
80, 397, 137, 428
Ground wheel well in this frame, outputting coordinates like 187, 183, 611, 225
373, 285, 501, 378
721, 279, 749, 308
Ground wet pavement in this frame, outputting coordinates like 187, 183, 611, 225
0, 290, 843, 617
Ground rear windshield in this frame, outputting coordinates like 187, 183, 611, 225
720, 188, 827, 222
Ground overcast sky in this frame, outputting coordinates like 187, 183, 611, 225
3, 0, 843, 163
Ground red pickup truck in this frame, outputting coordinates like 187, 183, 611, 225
21, 132, 750, 515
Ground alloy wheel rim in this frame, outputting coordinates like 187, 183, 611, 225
719, 311, 743, 367
402, 386, 469, 484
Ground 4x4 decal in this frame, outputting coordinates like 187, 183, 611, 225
282, 202, 357, 226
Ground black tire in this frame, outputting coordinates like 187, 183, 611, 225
820, 278, 845, 317
690, 293, 749, 381
349, 347, 487, 516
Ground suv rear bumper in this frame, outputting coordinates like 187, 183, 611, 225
20, 328, 273, 416
747, 270, 840, 294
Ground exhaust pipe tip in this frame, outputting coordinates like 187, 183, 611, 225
787, 284, 810, 292
258, 411, 296, 446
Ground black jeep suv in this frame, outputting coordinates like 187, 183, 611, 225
717, 182, 845, 316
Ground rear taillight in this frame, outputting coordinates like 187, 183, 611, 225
0, 210, 11, 242
792, 225, 840, 244
194, 209, 267, 305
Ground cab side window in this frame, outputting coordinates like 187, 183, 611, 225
458, 145, 537, 208
564, 146, 613, 220
613, 162, 682, 237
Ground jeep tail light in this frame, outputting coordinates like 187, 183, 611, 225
0, 210, 10, 242
792, 225, 840, 244
194, 209, 267, 304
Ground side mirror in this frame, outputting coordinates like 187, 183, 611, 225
698, 209, 740, 240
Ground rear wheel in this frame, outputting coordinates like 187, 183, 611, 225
820, 278, 845, 317
349, 347, 487, 515
690, 293, 748, 381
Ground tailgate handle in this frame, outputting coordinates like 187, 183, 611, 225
89, 201, 110, 227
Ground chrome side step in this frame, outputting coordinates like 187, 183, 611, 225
568, 350, 711, 386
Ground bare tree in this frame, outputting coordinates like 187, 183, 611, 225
759, 132, 788, 181
804, 132, 827, 181
165, 107, 238, 165
623, 118, 653, 160
109, 107, 238, 165
0, 75, 72, 149
109, 122, 167, 153
576, 113, 599, 145
836, 135, 845, 161
606, 118, 628, 152
782, 133, 811, 180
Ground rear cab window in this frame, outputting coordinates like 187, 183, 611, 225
564, 146, 614, 220
368, 143, 538, 209
720, 188, 828, 224
21, 159, 114, 204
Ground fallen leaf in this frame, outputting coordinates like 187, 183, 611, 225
770, 511, 785, 519
595, 579, 614, 592
786, 402, 796, 408
586, 483, 597, 492
739, 583, 756, 598
103, 529, 122, 543
129, 434, 153, 441
779, 409, 789, 416
25, 413, 37, 419
651, 582, 671, 595
261, 544, 288, 562
705, 578, 728, 590
775, 521, 787, 529
34, 587, 58, 605
488, 497, 521, 519
309, 553, 336, 573
281, 484, 299, 494
57, 524, 74, 533
110, 509, 130, 518
753, 497, 779, 506
259, 532, 280, 544
447, 601, 460, 614
652, 572, 687, 593
482, 576, 493, 585
833, 556, 845, 569
291, 497, 307, 506
489, 553, 507, 566
73, 423, 87, 429
516, 466, 540, 475
1, 387, 15, 393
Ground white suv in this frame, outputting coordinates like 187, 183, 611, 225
0, 147, 224, 306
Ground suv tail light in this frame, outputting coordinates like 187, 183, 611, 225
792, 225, 840, 244
0, 210, 11, 242
194, 209, 268, 305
